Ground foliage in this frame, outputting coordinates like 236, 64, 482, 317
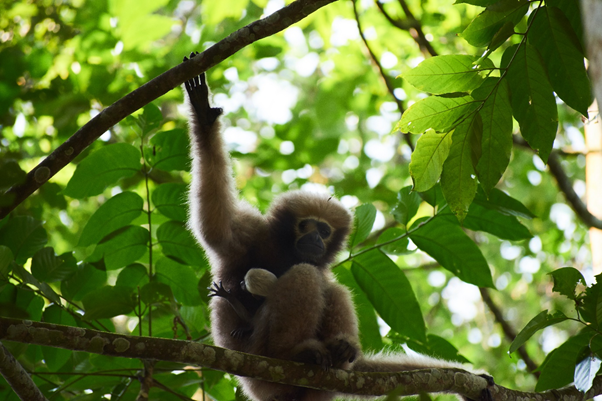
0, 0, 596, 400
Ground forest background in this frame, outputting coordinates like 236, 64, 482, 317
0, 0, 601, 399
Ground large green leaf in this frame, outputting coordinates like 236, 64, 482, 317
41, 305, 76, 371
509, 310, 568, 354
409, 216, 494, 287
0, 246, 13, 278
87, 226, 149, 270
0, 216, 47, 264
61, 263, 108, 301
405, 334, 470, 364
403, 55, 494, 94
409, 129, 453, 192
536, 331, 592, 392
391, 186, 421, 226
116, 263, 149, 289
79, 192, 144, 247
377, 228, 410, 256
155, 257, 203, 306
473, 78, 513, 194
351, 249, 426, 343
545, 0, 584, 49
502, 44, 558, 163
156, 221, 205, 267
473, 187, 536, 219
64, 143, 141, 199
350, 204, 377, 248
441, 113, 481, 221
148, 129, 190, 172
333, 264, 383, 352
462, 0, 529, 47
31, 247, 78, 283
460, 202, 532, 240
529, 6, 591, 116
549, 267, 586, 300
152, 183, 188, 222
82, 285, 136, 320
398, 96, 479, 134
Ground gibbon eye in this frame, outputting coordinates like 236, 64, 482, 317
318, 223, 331, 238
298, 220, 309, 232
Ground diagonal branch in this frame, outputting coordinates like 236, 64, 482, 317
0, 316, 599, 400
0, 0, 338, 220
513, 136, 602, 229
0, 341, 47, 400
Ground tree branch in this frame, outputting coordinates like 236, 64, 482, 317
0, 317, 599, 400
513, 136, 602, 229
0, 341, 47, 400
479, 288, 540, 377
0, 0, 337, 220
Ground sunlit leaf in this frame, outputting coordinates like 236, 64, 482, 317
391, 186, 421, 226
152, 183, 188, 222
148, 129, 190, 172
549, 267, 586, 300
64, 144, 141, 199
509, 310, 568, 354
409, 129, 453, 192
350, 204, 377, 248
462, 0, 529, 47
398, 96, 478, 134
403, 55, 494, 94
575, 355, 602, 393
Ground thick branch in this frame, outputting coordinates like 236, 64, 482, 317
0, 0, 337, 220
0, 317, 599, 400
479, 288, 539, 377
0, 341, 47, 400
514, 136, 602, 229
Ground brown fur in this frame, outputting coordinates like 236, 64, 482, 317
183, 67, 489, 400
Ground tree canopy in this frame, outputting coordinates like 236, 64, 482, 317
0, 0, 600, 400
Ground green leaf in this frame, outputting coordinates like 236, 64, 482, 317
403, 55, 494, 94
0, 246, 13, 279
462, 0, 529, 47
579, 274, 602, 329
79, 192, 144, 247
116, 263, 149, 288
148, 129, 190, 172
156, 221, 205, 267
473, 78, 513, 194
509, 310, 568, 354
333, 264, 383, 352
31, 247, 78, 283
474, 187, 536, 219
409, 129, 453, 192
378, 228, 410, 256
418, 183, 446, 208
0, 216, 47, 265
155, 258, 203, 306
64, 143, 141, 199
549, 267, 586, 300
11, 265, 62, 305
82, 286, 136, 319
87, 226, 149, 270
545, 0, 584, 49
502, 44, 558, 163
529, 7, 591, 116
488, 20, 516, 54
152, 183, 188, 222
455, 0, 500, 6
140, 104, 163, 134
575, 355, 602, 393
409, 216, 494, 287
398, 96, 478, 134
441, 113, 481, 221
140, 281, 173, 304
352, 250, 426, 343
536, 331, 593, 392
457, 201, 532, 240
391, 186, 421, 226
61, 263, 108, 301
350, 204, 377, 248
41, 305, 76, 371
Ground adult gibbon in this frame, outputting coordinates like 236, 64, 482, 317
183, 53, 492, 400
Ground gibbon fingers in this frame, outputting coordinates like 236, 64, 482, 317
182, 53, 493, 400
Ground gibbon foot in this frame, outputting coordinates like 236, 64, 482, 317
292, 346, 332, 371
326, 338, 357, 367
182, 52, 222, 126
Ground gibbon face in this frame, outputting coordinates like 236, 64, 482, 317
295, 217, 333, 261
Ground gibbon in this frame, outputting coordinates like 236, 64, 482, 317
183, 54, 492, 400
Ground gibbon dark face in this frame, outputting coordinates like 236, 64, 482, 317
295, 218, 332, 261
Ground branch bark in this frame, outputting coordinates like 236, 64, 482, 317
0, 341, 47, 400
0, 317, 599, 400
0, 0, 338, 220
